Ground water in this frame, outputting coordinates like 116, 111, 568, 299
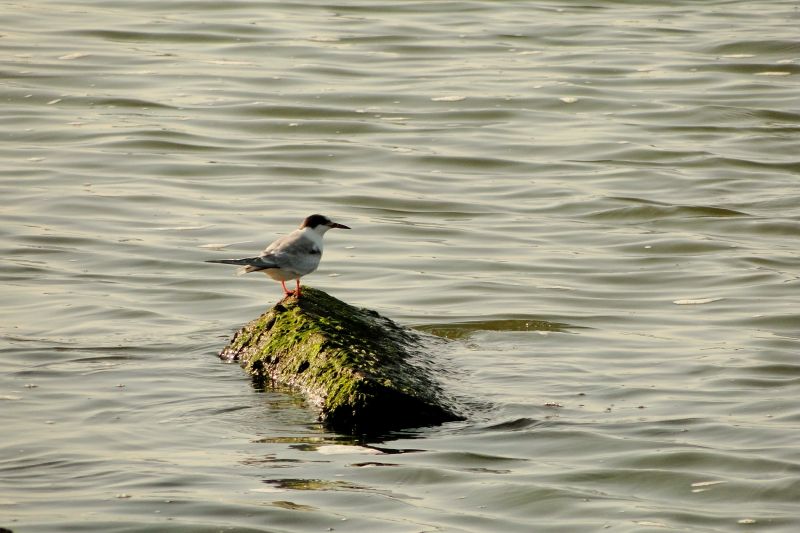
2, 0, 799, 531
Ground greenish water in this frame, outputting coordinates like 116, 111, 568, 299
2, 1, 799, 531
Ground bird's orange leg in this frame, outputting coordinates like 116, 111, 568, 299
294, 279, 302, 298
280, 280, 293, 296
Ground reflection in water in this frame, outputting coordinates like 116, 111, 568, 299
417, 318, 574, 339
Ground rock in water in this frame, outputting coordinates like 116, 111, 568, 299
218, 287, 464, 433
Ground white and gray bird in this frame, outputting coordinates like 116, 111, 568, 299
205, 214, 350, 298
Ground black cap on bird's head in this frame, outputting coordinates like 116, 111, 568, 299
301, 214, 350, 230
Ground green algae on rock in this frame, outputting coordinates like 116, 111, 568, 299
218, 287, 464, 433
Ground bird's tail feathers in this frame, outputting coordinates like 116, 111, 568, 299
206, 257, 272, 276
205, 258, 253, 266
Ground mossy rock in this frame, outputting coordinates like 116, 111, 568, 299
219, 287, 464, 433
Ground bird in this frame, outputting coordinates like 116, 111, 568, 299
205, 214, 350, 298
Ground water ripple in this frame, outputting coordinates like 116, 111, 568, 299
3, 1, 800, 532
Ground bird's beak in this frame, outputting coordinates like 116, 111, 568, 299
330, 222, 350, 230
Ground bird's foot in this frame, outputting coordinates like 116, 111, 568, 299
279, 281, 301, 299
280, 289, 300, 300
280, 280, 298, 299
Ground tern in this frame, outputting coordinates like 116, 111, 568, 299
205, 214, 350, 298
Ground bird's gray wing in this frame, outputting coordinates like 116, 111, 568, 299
262, 230, 303, 254
243, 255, 281, 271
263, 231, 322, 276
264, 231, 320, 258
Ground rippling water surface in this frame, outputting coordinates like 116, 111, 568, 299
2, 1, 800, 531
